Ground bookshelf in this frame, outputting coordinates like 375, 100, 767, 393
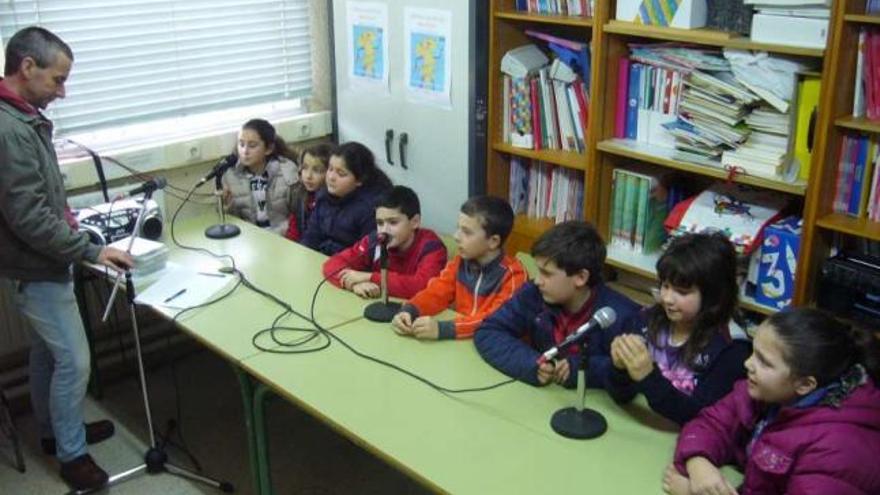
486, 1, 843, 311
797, 0, 877, 304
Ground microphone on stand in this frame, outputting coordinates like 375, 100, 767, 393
364, 233, 402, 322
538, 307, 617, 365
547, 306, 617, 440
125, 177, 167, 197
202, 154, 241, 239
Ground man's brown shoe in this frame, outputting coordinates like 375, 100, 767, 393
42, 420, 115, 456
60, 454, 108, 491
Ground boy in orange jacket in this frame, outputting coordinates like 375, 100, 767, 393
391, 196, 527, 340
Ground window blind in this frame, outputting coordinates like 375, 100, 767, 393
0, 0, 312, 135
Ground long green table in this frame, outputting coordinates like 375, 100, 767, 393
240, 314, 693, 494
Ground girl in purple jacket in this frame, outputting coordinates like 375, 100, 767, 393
664, 308, 880, 495
608, 233, 751, 425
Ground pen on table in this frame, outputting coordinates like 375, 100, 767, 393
197, 271, 226, 278
163, 288, 187, 303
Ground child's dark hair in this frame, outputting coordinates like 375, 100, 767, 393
646, 232, 739, 366
240, 118, 295, 161
768, 308, 880, 385
460, 196, 514, 245
531, 221, 605, 287
299, 143, 332, 170
331, 141, 392, 191
377, 185, 420, 218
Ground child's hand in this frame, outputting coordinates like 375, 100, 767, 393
615, 334, 654, 382
411, 316, 439, 340
536, 361, 555, 386
352, 281, 380, 298
686, 457, 737, 495
662, 464, 691, 495
340, 269, 372, 289
610, 336, 627, 370
391, 312, 414, 336
552, 358, 570, 385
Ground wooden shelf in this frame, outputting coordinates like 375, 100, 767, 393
597, 139, 808, 195
494, 10, 593, 28
513, 215, 556, 238
844, 14, 880, 25
606, 244, 777, 316
603, 20, 825, 58
835, 116, 880, 133
816, 212, 880, 241
492, 142, 587, 171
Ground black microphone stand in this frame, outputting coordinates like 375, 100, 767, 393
205, 162, 240, 239
549, 339, 608, 439
88, 187, 234, 494
363, 241, 401, 322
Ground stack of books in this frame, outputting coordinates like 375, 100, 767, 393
501, 36, 590, 153
514, 0, 593, 17
509, 157, 584, 223
721, 107, 789, 177
108, 236, 169, 278
609, 169, 668, 254
870, 0, 880, 14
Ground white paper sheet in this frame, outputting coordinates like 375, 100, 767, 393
135, 265, 233, 310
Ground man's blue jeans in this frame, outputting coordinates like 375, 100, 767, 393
12, 278, 90, 462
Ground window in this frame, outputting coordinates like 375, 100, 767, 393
0, 0, 312, 137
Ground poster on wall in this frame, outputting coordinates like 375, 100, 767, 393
347, 1, 389, 93
403, 8, 452, 109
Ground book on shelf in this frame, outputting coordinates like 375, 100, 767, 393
749, 13, 829, 50
852, 28, 880, 121
832, 134, 880, 220
610, 168, 668, 254
508, 157, 584, 223
870, 0, 880, 14
792, 74, 820, 181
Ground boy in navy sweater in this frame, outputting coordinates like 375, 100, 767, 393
475, 221, 641, 390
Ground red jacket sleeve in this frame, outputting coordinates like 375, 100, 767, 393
371, 241, 447, 299
322, 235, 372, 287
285, 214, 300, 241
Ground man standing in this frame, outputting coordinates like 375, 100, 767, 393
0, 26, 133, 491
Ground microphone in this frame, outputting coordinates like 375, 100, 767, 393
377, 232, 390, 246
126, 177, 166, 197
197, 154, 238, 186
537, 307, 617, 365
363, 231, 401, 322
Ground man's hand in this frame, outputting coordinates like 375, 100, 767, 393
391, 312, 414, 336
339, 269, 373, 290
97, 247, 133, 272
352, 281, 380, 298
411, 316, 439, 340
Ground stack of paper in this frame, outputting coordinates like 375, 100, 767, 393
745, 1, 831, 49
108, 236, 168, 278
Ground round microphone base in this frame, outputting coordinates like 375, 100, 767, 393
205, 224, 241, 239
550, 407, 607, 439
364, 301, 402, 323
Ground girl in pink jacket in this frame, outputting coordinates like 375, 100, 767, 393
664, 308, 880, 495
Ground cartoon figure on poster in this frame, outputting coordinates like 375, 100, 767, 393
410, 33, 445, 92
354, 26, 384, 79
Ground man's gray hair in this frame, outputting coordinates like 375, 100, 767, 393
4, 26, 73, 76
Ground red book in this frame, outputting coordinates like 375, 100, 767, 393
572, 78, 590, 140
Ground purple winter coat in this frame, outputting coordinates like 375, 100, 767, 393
674, 378, 880, 494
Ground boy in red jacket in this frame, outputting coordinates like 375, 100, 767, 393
322, 186, 447, 299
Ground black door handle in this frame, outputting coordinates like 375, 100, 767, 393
399, 132, 408, 170
385, 129, 394, 165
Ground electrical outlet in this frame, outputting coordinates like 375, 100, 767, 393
299, 123, 312, 138
184, 140, 202, 162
